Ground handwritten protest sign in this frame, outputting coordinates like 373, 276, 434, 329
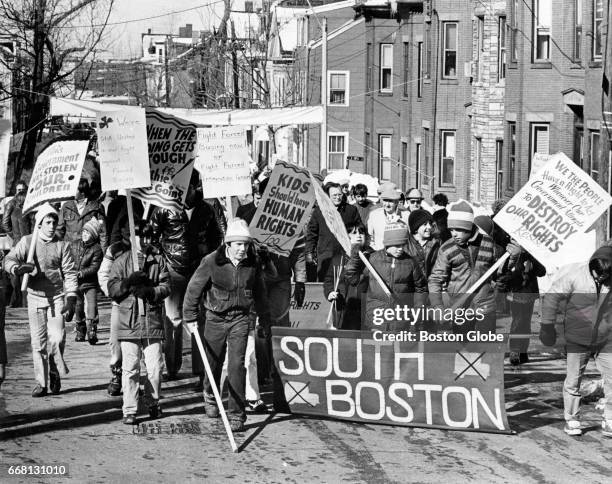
494, 152, 612, 269
195, 126, 251, 198
0, 119, 10, 197
131, 110, 196, 210
23, 140, 89, 214
272, 328, 510, 433
96, 108, 151, 191
250, 161, 315, 256
530, 152, 552, 178
309, 173, 352, 254
287, 283, 331, 329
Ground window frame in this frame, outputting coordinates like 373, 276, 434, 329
511, 0, 519, 62
415, 142, 422, 189
507, 122, 516, 190
477, 16, 485, 82
495, 139, 504, 199
327, 70, 349, 106
440, 130, 456, 187
378, 134, 392, 181
366, 43, 373, 92
533, 0, 552, 62
590, 131, 600, 181
327, 132, 349, 171
593, 0, 604, 61
442, 22, 458, 79
417, 42, 424, 98
379, 43, 394, 93
530, 122, 550, 173
498, 16, 507, 81
403, 42, 410, 97
574, 0, 583, 60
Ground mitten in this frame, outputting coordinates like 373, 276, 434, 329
62, 295, 77, 322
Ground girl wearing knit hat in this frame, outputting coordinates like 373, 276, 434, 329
73, 218, 103, 344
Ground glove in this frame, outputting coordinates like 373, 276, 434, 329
124, 271, 150, 289
539, 325, 557, 346
305, 253, 317, 266
133, 285, 155, 302
62, 295, 77, 322
506, 242, 523, 258
257, 244, 271, 264
294, 282, 306, 308
14, 263, 35, 276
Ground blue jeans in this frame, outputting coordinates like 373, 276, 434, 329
564, 350, 612, 421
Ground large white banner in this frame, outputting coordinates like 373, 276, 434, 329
195, 126, 252, 198
23, 140, 89, 214
96, 108, 151, 191
494, 152, 612, 269
309, 173, 351, 255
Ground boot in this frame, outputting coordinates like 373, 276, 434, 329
86, 319, 98, 345
49, 370, 61, 395
108, 364, 122, 396
74, 321, 86, 342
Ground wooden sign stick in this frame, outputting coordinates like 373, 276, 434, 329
21, 223, 40, 291
126, 189, 146, 317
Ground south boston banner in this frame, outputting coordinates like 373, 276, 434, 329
272, 328, 510, 433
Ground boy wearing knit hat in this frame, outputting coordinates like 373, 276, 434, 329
406, 209, 440, 278
73, 217, 103, 344
345, 220, 428, 331
183, 218, 271, 432
428, 200, 500, 332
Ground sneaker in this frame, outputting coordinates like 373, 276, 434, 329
87, 328, 98, 345
74, 323, 86, 342
31, 384, 48, 398
229, 419, 245, 432
108, 366, 122, 396
509, 352, 521, 366
204, 403, 220, 419
122, 415, 137, 425
149, 404, 162, 419
564, 420, 582, 436
49, 372, 61, 395
602, 419, 612, 438
247, 399, 267, 413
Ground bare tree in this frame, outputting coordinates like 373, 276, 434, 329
0, 0, 114, 192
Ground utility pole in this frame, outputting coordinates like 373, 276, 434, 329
319, 17, 327, 172
231, 20, 240, 108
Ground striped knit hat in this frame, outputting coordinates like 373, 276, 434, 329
83, 218, 102, 240
383, 220, 409, 247
447, 201, 474, 231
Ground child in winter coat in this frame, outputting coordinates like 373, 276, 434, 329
74, 218, 103, 344
345, 220, 428, 331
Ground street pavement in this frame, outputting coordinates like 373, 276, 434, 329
1, 302, 611, 484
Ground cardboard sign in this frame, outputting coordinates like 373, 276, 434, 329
96, 108, 151, 191
131, 110, 196, 210
272, 328, 510, 433
0, 119, 10, 198
288, 283, 331, 329
195, 126, 252, 198
250, 161, 316, 256
309, 173, 352, 254
494, 152, 612, 270
23, 140, 89, 214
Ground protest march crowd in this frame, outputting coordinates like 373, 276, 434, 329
0, 143, 611, 440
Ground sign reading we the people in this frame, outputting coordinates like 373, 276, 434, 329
195, 126, 252, 198
272, 328, 510, 433
250, 161, 316, 256
23, 140, 89, 214
494, 152, 612, 269
96, 108, 151, 191
131, 110, 196, 210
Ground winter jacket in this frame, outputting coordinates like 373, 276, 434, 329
542, 247, 612, 351
107, 250, 171, 341
406, 234, 440, 278
148, 198, 224, 277
367, 207, 410, 250
496, 251, 545, 303
98, 241, 130, 297
305, 202, 362, 262
58, 198, 108, 254
2, 194, 32, 246
75, 240, 103, 291
428, 232, 497, 314
183, 245, 270, 325
345, 247, 428, 330
354, 200, 375, 226
4, 234, 78, 297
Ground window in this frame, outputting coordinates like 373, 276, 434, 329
534, 0, 552, 61
511, 0, 519, 61
257, 140, 270, 169
328, 71, 349, 106
401, 141, 408, 189
366, 43, 372, 92
508, 122, 516, 189
365, 132, 370, 166
378, 135, 392, 180
574, 127, 585, 168
272, 73, 286, 106
423, 128, 430, 187
530, 123, 550, 172
442, 22, 458, 78
415, 143, 422, 189
245, 1, 253, 13
590, 131, 600, 180
593, 0, 604, 60
380, 44, 393, 92
440, 131, 456, 186
477, 17, 485, 82
496, 140, 504, 199
417, 42, 423, 98
475, 137, 482, 199
403, 43, 410, 97
498, 17, 507, 81
297, 17, 308, 46
575, 0, 583, 60
328, 133, 348, 170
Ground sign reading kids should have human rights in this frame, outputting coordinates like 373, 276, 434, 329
494, 152, 612, 269
272, 328, 510, 433
250, 161, 316, 256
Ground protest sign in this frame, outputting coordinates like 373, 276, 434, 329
530, 152, 552, 178
250, 161, 316, 256
309, 173, 352, 254
23, 140, 89, 214
131, 110, 196, 210
195, 126, 252, 198
272, 328, 510, 433
288, 283, 332, 329
0, 119, 10, 197
494, 152, 612, 270
96, 108, 151, 191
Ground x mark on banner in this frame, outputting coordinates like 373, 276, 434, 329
455, 351, 487, 381
285, 381, 316, 407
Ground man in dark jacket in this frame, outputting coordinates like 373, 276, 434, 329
305, 182, 362, 281
183, 219, 270, 432
406, 209, 440, 279
148, 179, 224, 379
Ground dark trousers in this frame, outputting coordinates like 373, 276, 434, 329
509, 299, 535, 353
203, 310, 251, 422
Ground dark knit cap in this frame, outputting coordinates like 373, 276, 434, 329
408, 209, 433, 234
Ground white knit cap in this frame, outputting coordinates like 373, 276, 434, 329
35, 203, 59, 225
225, 218, 252, 243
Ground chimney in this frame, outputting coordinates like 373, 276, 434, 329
147, 28, 151, 34
185, 24, 193, 38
